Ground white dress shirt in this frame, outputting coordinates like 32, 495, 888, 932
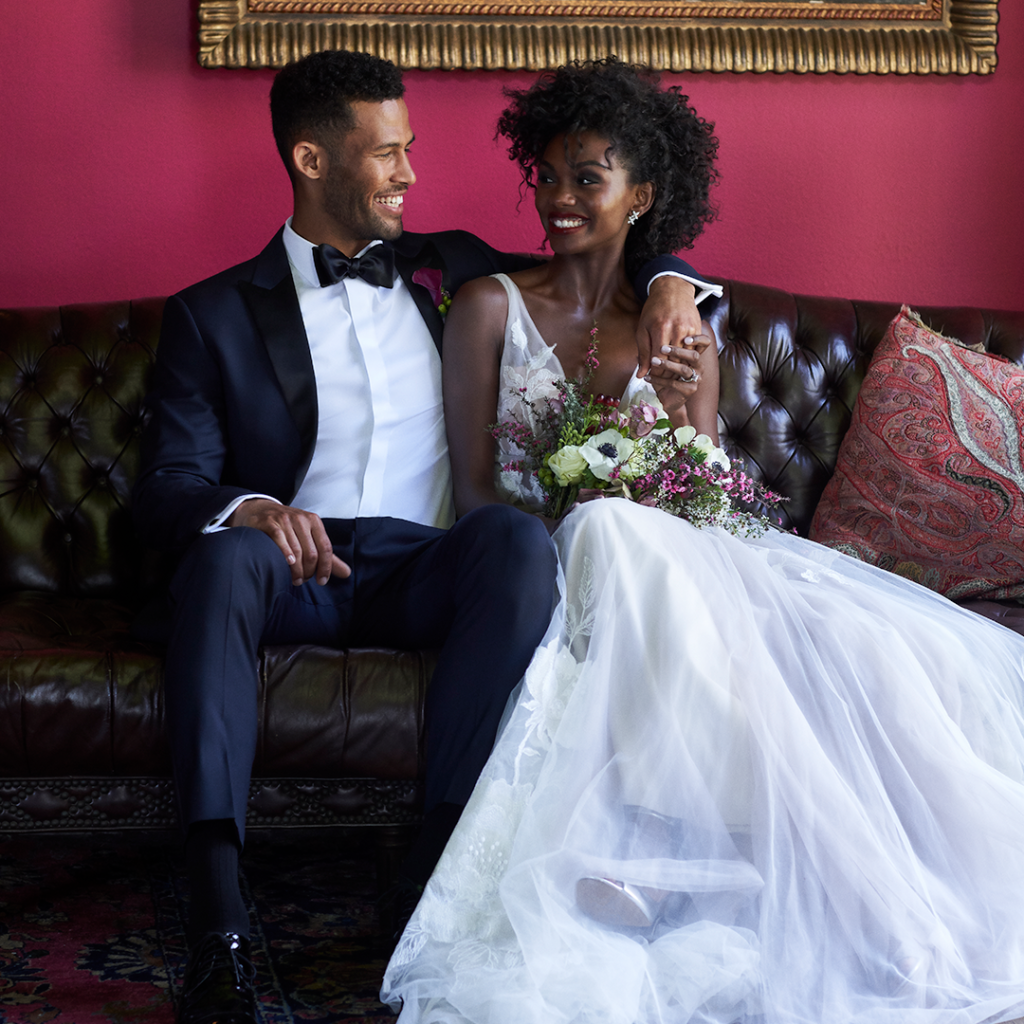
207, 219, 454, 532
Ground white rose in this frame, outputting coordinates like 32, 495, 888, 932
548, 445, 588, 486
580, 429, 636, 481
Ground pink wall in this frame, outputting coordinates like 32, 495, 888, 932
2, 0, 1022, 310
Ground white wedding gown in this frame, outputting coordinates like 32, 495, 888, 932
381, 275, 1024, 1024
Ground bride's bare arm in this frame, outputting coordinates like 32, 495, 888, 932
442, 277, 510, 518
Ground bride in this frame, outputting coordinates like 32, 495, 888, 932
382, 59, 1024, 1024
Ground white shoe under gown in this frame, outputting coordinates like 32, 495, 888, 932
381, 276, 1024, 1024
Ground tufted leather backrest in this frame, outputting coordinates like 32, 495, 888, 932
3, 285, 1023, 600
0, 299, 165, 599
707, 279, 1024, 535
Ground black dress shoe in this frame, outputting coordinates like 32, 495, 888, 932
178, 931, 257, 1024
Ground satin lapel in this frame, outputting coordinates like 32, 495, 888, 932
239, 232, 318, 497
393, 237, 445, 355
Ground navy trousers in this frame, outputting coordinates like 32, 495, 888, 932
162, 504, 557, 842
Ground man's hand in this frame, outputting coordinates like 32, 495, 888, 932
636, 276, 701, 378
228, 498, 351, 586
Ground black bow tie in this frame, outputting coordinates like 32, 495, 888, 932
312, 243, 396, 289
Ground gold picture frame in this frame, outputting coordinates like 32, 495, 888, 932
197, 0, 998, 74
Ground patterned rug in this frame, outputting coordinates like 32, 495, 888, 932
0, 831, 396, 1024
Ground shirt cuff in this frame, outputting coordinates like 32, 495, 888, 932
647, 271, 725, 308
203, 494, 281, 534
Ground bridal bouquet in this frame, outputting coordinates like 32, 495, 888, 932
492, 377, 784, 536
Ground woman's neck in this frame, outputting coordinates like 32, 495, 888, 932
540, 249, 632, 316
513, 248, 641, 394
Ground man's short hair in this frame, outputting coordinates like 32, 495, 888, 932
270, 50, 406, 179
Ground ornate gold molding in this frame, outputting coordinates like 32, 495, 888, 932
246, 0, 943, 18
197, 0, 998, 73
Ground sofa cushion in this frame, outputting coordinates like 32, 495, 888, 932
809, 307, 1024, 601
0, 299, 164, 600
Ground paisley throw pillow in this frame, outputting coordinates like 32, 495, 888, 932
809, 307, 1024, 600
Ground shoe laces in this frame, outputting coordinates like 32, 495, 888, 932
188, 933, 256, 990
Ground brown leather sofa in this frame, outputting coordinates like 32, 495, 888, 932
3, 281, 1023, 870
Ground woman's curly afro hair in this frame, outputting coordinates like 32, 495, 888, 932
497, 58, 719, 274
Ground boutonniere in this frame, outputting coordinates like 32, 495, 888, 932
411, 267, 452, 321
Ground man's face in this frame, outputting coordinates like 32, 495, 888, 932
321, 98, 416, 255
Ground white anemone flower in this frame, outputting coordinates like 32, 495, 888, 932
674, 425, 697, 447
580, 429, 636, 481
707, 447, 731, 472
675, 425, 730, 471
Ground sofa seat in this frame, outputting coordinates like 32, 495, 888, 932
0, 590, 431, 831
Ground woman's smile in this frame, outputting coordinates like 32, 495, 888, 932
547, 214, 590, 234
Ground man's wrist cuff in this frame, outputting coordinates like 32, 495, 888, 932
647, 271, 725, 308
203, 494, 280, 534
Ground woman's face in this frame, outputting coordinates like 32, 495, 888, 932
533, 131, 652, 256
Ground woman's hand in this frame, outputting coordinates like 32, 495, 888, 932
646, 332, 712, 427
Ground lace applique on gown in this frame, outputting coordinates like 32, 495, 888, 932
382, 274, 1024, 1024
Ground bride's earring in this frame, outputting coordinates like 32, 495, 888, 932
627, 210, 640, 226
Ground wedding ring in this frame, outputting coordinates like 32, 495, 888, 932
679, 369, 699, 383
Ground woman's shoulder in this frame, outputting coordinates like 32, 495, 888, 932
453, 274, 510, 305
445, 276, 512, 352
450, 271, 544, 327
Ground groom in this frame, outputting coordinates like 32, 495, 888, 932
134, 48, 711, 1024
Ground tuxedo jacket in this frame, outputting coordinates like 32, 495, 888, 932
133, 228, 705, 553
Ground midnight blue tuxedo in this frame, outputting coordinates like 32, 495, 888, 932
134, 228, 539, 549
133, 228, 705, 842
133, 228, 559, 841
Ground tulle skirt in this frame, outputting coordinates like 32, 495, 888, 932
382, 499, 1024, 1024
